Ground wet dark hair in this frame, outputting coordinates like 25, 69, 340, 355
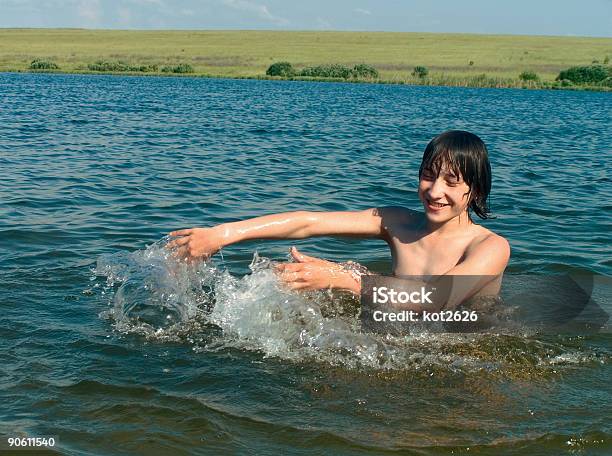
418, 130, 492, 219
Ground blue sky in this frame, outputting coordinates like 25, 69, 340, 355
1, 0, 611, 37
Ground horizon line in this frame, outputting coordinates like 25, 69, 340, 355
1, 27, 611, 39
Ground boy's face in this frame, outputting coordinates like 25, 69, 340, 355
418, 165, 472, 223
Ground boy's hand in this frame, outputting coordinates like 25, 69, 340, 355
275, 247, 360, 293
168, 227, 224, 259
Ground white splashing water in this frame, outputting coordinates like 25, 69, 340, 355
94, 237, 401, 368
95, 236, 218, 330
207, 253, 404, 367
93, 237, 607, 371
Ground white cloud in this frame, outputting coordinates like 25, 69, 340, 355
129, 0, 165, 6
222, 0, 289, 26
1, 0, 40, 4
77, 0, 100, 23
2, 0, 75, 9
354, 8, 371, 16
316, 17, 331, 29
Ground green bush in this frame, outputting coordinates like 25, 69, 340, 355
266, 61, 295, 77
139, 64, 158, 72
88, 61, 129, 71
519, 70, 539, 82
161, 63, 194, 74
351, 63, 378, 79
298, 67, 314, 77
29, 59, 59, 70
300, 64, 353, 79
88, 60, 159, 72
604, 56, 610, 65
266, 62, 378, 80
297, 63, 379, 79
556, 65, 610, 84
412, 66, 428, 78
600, 76, 612, 87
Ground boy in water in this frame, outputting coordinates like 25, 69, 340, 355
169, 130, 510, 312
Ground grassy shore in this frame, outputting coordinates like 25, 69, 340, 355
1, 29, 611, 90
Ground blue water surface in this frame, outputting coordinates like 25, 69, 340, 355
1, 73, 611, 455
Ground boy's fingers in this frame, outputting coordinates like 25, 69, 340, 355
167, 237, 189, 249
173, 246, 189, 258
170, 229, 193, 236
274, 264, 290, 273
291, 246, 317, 263
277, 263, 303, 272
290, 246, 305, 262
279, 271, 304, 282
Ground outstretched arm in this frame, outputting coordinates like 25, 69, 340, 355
168, 209, 386, 259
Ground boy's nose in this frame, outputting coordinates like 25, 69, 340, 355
427, 178, 445, 199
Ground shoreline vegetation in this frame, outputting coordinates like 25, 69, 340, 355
2, 29, 611, 91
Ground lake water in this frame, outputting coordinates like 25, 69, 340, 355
1, 73, 611, 455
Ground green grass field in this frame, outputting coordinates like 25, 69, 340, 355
1, 29, 611, 89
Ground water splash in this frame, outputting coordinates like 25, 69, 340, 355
95, 236, 220, 331
92, 238, 609, 372
93, 239, 397, 367
207, 253, 404, 368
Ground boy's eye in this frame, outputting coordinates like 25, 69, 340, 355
446, 174, 463, 185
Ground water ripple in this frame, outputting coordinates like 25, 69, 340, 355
1, 73, 611, 455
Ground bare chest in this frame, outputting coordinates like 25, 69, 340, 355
388, 232, 472, 276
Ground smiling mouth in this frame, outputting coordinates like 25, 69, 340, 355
427, 200, 450, 209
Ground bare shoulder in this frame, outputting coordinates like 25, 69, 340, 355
468, 226, 511, 262
374, 206, 419, 224
374, 206, 419, 239
444, 227, 511, 276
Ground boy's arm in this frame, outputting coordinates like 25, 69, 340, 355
168, 208, 393, 259
444, 234, 510, 277
440, 234, 510, 308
